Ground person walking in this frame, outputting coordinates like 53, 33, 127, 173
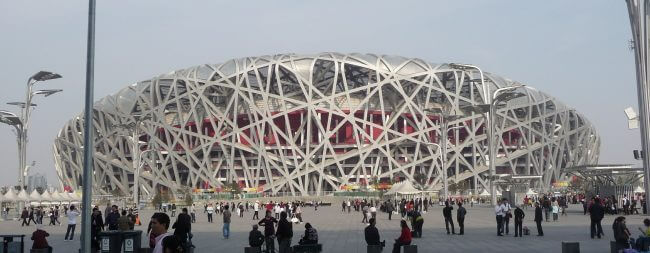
392, 220, 412, 253
258, 210, 278, 253
362, 205, 369, 224
386, 202, 394, 220
253, 201, 260, 220
190, 204, 196, 223
276, 211, 293, 253
457, 202, 467, 235
64, 205, 80, 241
514, 205, 525, 237
117, 210, 133, 231
21, 208, 29, 226
589, 197, 605, 239
172, 208, 192, 249
443, 201, 455, 234
222, 205, 232, 239
495, 200, 504, 236
171, 203, 177, 217
91, 208, 104, 251
534, 202, 544, 236
151, 212, 173, 253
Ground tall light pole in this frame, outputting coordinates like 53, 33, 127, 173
424, 107, 464, 201
460, 83, 525, 205
113, 113, 152, 206
1, 71, 62, 196
625, 0, 650, 214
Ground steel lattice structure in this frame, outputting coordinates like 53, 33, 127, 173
53, 53, 600, 196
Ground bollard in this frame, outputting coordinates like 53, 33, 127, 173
561, 241, 579, 253
367, 245, 383, 253
244, 246, 262, 253
403, 244, 417, 253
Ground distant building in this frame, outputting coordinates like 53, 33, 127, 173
27, 173, 47, 192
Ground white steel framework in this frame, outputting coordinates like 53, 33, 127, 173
53, 53, 600, 196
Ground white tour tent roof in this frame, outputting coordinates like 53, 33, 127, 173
29, 189, 41, 202
4, 188, 17, 202
40, 191, 52, 202
17, 189, 30, 201
635, 186, 646, 193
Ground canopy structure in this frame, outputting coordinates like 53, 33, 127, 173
51, 190, 65, 202
385, 181, 421, 195
29, 190, 41, 202
635, 186, 646, 193
479, 189, 502, 196
40, 191, 52, 202
3, 189, 17, 202
526, 188, 538, 195
17, 189, 30, 202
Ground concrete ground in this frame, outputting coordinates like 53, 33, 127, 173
0, 203, 644, 252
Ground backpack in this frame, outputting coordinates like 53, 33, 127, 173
523, 226, 530, 235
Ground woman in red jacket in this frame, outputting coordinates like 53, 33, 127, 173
392, 220, 412, 253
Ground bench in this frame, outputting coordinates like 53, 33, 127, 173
561, 241, 579, 253
403, 245, 417, 253
244, 246, 262, 253
367, 245, 383, 253
30, 249, 51, 253
292, 244, 323, 253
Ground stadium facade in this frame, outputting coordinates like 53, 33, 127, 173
53, 53, 600, 197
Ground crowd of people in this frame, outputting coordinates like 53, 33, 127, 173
7, 192, 650, 253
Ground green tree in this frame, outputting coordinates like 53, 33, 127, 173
183, 187, 193, 206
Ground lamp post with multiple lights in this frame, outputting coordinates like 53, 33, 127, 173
0, 71, 62, 194
450, 63, 526, 205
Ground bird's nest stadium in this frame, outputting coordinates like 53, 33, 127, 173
53, 53, 600, 197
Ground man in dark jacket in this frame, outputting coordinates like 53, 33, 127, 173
514, 205, 525, 237
90, 208, 104, 251
276, 211, 293, 253
443, 201, 455, 234
21, 208, 30, 226
365, 218, 384, 247
172, 208, 192, 247
457, 202, 467, 235
249, 224, 265, 248
258, 210, 278, 253
105, 205, 120, 230
589, 197, 605, 239
534, 202, 544, 236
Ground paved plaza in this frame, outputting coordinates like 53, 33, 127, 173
0, 203, 644, 252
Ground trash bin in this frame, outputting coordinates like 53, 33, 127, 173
121, 231, 142, 253
98, 231, 123, 253
0, 235, 24, 253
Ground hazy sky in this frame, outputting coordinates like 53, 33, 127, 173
0, 1, 641, 187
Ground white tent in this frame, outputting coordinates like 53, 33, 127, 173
51, 190, 65, 202
526, 188, 538, 195
65, 192, 77, 202
71, 191, 82, 201
3, 188, 17, 202
635, 186, 646, 193
29, 190, 42, 202
17, 189, 30, 202
40, 191, 52, 202
385, 181, 421, 195
479, 189, 503, 196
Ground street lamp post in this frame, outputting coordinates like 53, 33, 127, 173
450, 65, 524, 205
423, 107, 464, 201
0, 71, 62, 198
113, 114, 152, 206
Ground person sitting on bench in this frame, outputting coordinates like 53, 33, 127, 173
298, 223, 318, 245
31, 225, 52, 253
365, 218, 385, 247
249, 224, 265, 248
392, 220, 412, 253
